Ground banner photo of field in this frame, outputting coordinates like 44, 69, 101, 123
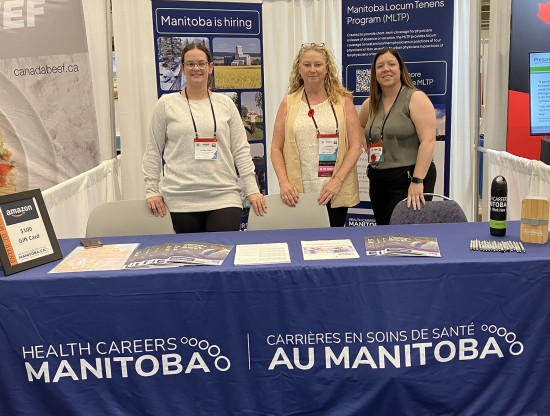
212, 38, 262, 89
151, 0, 266, 229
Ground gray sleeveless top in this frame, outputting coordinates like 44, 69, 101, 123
365, 87, 419, 169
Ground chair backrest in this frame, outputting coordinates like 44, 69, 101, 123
247, 193, 330, 231
86, 200, 174, 237
389, 193, 468, 225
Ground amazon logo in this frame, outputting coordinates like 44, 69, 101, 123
1, 199, 39, 225
6, 205, 33, 218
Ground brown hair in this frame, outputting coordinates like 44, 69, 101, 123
181, 42, 213, 88
287, 43, 351, 103
367, 48, 415, 122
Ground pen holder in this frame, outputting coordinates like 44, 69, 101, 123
520, 197, 549, 244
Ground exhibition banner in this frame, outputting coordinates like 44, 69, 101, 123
0, 0, 99, 194
151, 0, 266, 229
508, 0, 550, 158
342, 0, 454, 224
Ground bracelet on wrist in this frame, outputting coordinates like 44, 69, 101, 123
334, 175, 344, 182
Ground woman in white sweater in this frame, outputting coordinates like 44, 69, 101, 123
143, 43, 266, 233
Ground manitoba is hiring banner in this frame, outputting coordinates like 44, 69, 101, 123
342, 0, 454, 225
0, 1, 99, 195
151, 0, 266, 229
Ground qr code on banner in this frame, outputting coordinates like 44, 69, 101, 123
356, 69, 370, 93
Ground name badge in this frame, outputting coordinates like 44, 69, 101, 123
194, 138, 218, 160
318, 133, 338, 177
368, 142, 384, 164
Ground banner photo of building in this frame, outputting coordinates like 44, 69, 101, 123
0, 0, 99, 195
341, 0, 454, 224
151, 0, 266, 229
507, 0, 550, 159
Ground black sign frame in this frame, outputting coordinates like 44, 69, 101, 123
0, 189, 62, 276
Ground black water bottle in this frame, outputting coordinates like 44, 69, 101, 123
490, 176, 507, 236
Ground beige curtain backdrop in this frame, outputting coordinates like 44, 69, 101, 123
82, 0, 116, 161
481, 0, 511, 220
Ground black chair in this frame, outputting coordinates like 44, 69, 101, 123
389, 193, 468, 225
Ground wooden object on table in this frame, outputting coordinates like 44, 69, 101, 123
520, 197, 549, 244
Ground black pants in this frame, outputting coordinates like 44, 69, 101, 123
368, 162, 436, 225
170, 207, 242, 233
327, 204, 348, 227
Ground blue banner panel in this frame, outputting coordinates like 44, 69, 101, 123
151, 1, 267, 229
342, 0, 454, 220
154, 7, 261, 35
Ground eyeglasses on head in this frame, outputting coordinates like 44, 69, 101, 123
301, 42, 325, 49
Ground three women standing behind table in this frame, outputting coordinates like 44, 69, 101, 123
271, 43, 362, 227
143, 43, 266, 233
359, 47, 437, 225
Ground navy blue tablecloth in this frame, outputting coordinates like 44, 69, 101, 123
0, 222, 549, 415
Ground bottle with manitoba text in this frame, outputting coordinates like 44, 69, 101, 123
490, 176, 507, 236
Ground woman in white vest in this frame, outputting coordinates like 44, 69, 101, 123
271, 43, 362, 227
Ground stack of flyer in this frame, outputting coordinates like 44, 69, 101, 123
123, 242, 233, 269
50, 242, 234, 273
364, 235, 441, 257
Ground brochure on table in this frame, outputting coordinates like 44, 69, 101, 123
301, 239, 359, 260
123, 241, 234, 269
50, 244, 139, 273
234, 242, 290, 266
364, 235, 441, 257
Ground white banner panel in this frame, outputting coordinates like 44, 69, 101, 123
0, 0, 99, 194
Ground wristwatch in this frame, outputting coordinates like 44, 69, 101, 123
411, 177, 424, 184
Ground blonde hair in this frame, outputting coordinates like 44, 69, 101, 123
367, 47, 416, 122
287, 43, 351, 103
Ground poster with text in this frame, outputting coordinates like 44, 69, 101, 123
342, 0, 453, 225
508, 0, 550, 158
0, 0, 99, 195
151, 1, 266, 230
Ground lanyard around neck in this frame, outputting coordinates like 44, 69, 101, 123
304, 90, 338, 136
368, 86, 403, 142
184, 88, 217, 139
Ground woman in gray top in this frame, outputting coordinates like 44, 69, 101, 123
358, 47, 436, 225
143, 43, 266, 233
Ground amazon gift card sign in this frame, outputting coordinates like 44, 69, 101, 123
0, 190, 61, 275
